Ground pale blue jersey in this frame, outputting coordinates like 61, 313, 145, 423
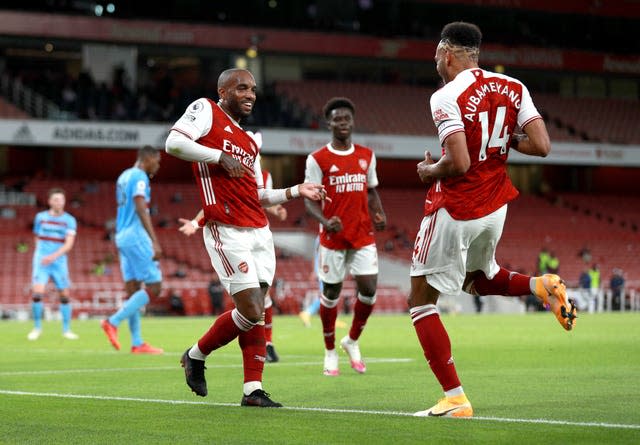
33, 210, 77, 259
115, 166, 151, 246
115, 165, 161, 283
32, 210, 77, 288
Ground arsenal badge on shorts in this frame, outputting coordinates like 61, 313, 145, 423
238, 261, 249, 273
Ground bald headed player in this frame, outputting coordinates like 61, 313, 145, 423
166, 68, 327, 408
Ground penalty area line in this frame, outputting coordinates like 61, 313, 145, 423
0, 389, 639, 430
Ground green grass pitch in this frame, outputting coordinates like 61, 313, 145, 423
1, 312, 639, 444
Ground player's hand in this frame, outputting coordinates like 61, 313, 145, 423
178, 218, 199, 236
274, 205, 287, 222
417, 150, 435, 184
324, 215, 343, 233
219, 153, 254, 178
298, 183, 331, 203
372, 212, 386, 231
152, 241, 163, 260
41, 254, 55, 266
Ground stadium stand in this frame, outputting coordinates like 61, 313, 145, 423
535, 95, 640, 144
0, 96, 29, 119
0, 3, 638, 318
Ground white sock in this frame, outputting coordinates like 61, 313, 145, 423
529, 277, 537, 294
188, 343, 206, 361
243, 380, 262, 396
445, 386, 464, 397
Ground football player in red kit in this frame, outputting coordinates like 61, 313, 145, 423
166, 68, 326, 407
409, 22, 576, 418
304, 97, 387, 376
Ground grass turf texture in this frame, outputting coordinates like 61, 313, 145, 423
1, 312, 638, 444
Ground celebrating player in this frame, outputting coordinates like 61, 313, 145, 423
166, 68, 326, 407
177, 131, 286, 364
304, 97, 387, 376
409, 22, 577, 418
28, 188, 79, 341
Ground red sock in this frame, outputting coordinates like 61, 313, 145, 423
320, 304, 338, 350
197, 310, 241, 355
238, 324, 265, 383
473, 267, 531, 296
264, 305, 273, 344
349, 298, 374, 341
413, 313, 461, 391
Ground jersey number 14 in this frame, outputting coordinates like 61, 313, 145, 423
478, 106, 509, 161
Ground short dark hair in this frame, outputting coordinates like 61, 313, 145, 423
137, 145, 159, 160
218, 68, 249, 89
323, 97, 355, 120
441, 22, 482, 49
47, 187, 65, 198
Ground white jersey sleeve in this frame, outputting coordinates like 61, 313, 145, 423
171, 98, 213, 140
304, 154, 323, 184
430, 90, 464, 145
254, 155, 265, 190
366, 152, 379, 189
517, 84, 542, 128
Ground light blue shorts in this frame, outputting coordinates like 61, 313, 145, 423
118, 241, 162, 284
32, 257, 70, 290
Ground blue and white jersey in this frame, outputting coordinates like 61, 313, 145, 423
33, 210, 77, 260
115, 166, 151, 246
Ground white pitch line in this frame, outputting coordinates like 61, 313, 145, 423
1, 389, 638, 430
0, 358, 413, 376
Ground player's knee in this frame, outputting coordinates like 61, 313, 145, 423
357, 293, 376, 305
146, 283, 162, 298
357, 284, 376, 298
240, 303, 263, 324
32, 293, 44, 302
323, 283, 341, 300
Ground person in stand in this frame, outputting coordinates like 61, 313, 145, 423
409, 22, 576, 418
166, 68, 327, 407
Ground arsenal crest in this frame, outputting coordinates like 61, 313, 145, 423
358, 158, 368, 170
238, 261, 249, 273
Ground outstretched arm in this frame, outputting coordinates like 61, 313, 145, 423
258, 183, 328, 207
178, 209, 205, 236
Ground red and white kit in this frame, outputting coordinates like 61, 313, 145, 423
305, 143, 379, 283
172, 99, 275, 293
412, 68, 542, 292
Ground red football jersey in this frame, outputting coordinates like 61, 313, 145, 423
305, 143, 379, 250
172, 99, 267, 228
425, 68, 542, 220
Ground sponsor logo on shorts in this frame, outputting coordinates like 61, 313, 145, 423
322, 265, 329, 273
238, 261, 249, 273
